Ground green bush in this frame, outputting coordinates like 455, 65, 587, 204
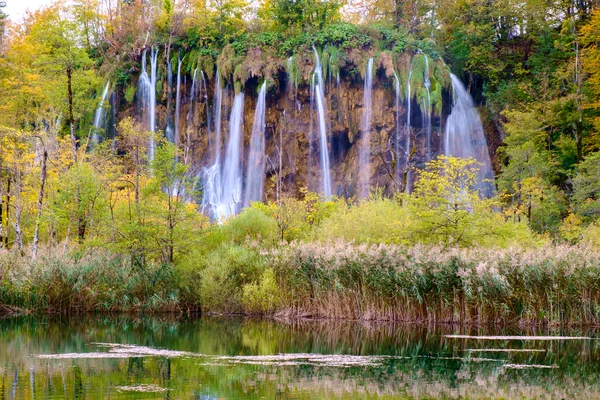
195, 244, 265, 312
242, 268, 280, 314
316, 195, 413, 244
221, 206, 278, 246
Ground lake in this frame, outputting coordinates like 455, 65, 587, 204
1, 315, 599, 399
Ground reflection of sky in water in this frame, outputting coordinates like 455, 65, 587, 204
1, 315, 599, 399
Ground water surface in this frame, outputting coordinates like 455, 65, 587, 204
1, 316, 599, 399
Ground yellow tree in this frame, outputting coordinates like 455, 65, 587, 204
581, 8, 600, 147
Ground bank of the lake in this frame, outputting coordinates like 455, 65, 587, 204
2, 243, 600, 327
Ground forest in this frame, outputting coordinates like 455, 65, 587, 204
0, 0, 600, 323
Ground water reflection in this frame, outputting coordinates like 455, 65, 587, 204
0, 315, 599, 399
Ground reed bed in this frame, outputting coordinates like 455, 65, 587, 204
0, 249, 180, 314
267, 242, 600, 326
2, 243, 600, 326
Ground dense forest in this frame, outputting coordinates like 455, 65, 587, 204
1, 0, 600, 320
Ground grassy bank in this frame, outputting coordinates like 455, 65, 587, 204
2, 243, 600, 326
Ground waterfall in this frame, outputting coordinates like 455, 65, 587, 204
201, 71, 223, 220
244, 82, 267, 207
424, 55, 432, 161
312, 47, 332, 198
137, 48, 158, 160
358, 58, 373, 199
174, 55, 182, 146
404, 60, 413, 193
444, 73, 495, 196
200, 71, 209, 129
166, 56, 173, 143
92, 81, 110, 143
393, 71, 403, 189
187, 68, 198, 126
217, 93, 245, 219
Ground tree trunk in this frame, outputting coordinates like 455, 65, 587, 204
67, 66, 77, 164
32, 148, 48, 259
4, 178, 9, 247
11, 176, 22, 252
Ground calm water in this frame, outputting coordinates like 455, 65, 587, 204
1, 316, 600, 399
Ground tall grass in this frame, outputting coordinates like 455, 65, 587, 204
3, 242, 600, 326
0, 248, 180, 314
265, 242, 600, 326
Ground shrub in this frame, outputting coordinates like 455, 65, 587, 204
195, 244, 265, 312
242, 268, 280, 314
221, 206, 278, 246
316, 195, 413, 244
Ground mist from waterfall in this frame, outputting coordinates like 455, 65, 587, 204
358, 57, 373, 199
312, 47, 332, 197
92, 81, 110, 143
244, 82, 267, 207
217, 93, 245, 219
137, 48, 158, 161
444, 73, 495, 196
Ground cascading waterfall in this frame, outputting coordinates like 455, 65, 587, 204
444, 73, 495, 196
217, 93, 245, 219
423, 55, 432, 161
187, 68, 198, 126
312, 47, 332, 197
174, 55, 182, 146
137, 48, 158, 160
165, 56, 174, 143
404, 60, 413, 193
201, 71, 223, 220
92, 81, 110, 143
393, 71, 404, 189
244, 82, 267, 207
358, 58, 373, 199
200, 71, 209, 127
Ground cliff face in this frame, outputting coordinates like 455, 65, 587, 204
119, 66, 494, 202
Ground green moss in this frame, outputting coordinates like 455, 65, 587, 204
124, 85, 136, 104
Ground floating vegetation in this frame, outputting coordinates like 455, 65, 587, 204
116, 384, 169, 393
467, 349, 547, 353
503, 364, 559, 370
216, 353, 387, 367
92, 343, 202, 358
36, 352, 142, 359
445, 335, 593, 341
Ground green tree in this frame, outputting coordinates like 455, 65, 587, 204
27, 5, 97, 162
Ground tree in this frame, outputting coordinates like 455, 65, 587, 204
260, 0, 341, 33
410, 156, 508, 247
0, 0, 7, 52
581, 8, 600, 147
572, 151, 600, 220
28, 5, 96, 163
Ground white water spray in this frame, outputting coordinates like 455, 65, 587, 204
92, 81, 110, 143
312, 47, 332, 197
444, 74, 495, 196
244, 82, 267, 207
358, 58, 373, 199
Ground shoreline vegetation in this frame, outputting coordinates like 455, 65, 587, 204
1, 157, 600, 326
0, 241, 600, 326
2, 239, 600, 327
